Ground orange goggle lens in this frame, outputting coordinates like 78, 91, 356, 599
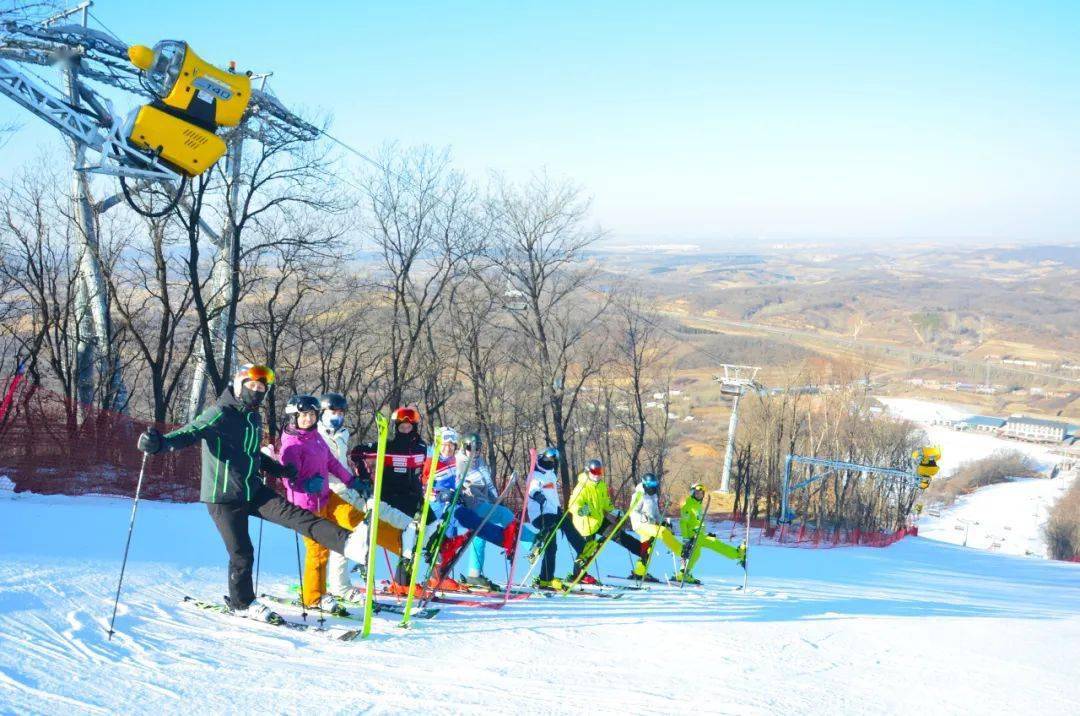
242, 364, 276, 385
392, 407, 420, 424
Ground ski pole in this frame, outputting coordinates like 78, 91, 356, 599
253, 517, 264, 596
294, 533, 309, 621
107, 452, 148, 640
741, 499, 751, 592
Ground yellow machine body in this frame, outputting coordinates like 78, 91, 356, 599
160, 42, 250, 127
128, 105, 226, 177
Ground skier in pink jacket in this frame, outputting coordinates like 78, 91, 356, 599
276, 394, 363, 611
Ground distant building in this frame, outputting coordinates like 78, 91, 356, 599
960, 415, 1006, 433
1003, 416, 1069, 442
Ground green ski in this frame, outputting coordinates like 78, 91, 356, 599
679, 493, 711, 588
400, 431, 442, 628
562, 491, 643, 595
362, 412, 390, 639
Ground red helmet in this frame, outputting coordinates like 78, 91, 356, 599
587, 459, 603, 476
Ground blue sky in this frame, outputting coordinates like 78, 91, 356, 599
3, 1, 1079, 245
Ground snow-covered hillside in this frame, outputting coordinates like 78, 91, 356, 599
2, 490, 1078, 714
918, 472, 1077, 558
878, 396, 1077, 559
877, 397, 1062, 477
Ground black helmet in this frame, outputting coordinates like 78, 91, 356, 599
285, 394, 320, 427
537, 446, 559, 469
320, 392, 347, 411
461, 432, 481, 452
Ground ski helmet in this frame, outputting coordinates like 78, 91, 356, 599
538, 446, 559, 469
586, 459, 603, 477
439, 426, 459, 446
690, 482, 706, 499
642, 473, 660, 495
319, 392, 347, 412
460, 432, 481, 453
285, 394, 320, 428
391, 406, 420, 425
232, 363, 275, 408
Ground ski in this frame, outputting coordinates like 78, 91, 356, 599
562, 491, 643, 595
504, 448, 537, 605
678, 493, 712, 589
535, 585, 626, 599
361, 412, 390, 639
400, 431, 443, 628
181, 596, 362, 641
262, 592, 440, 621
416, 451, 474, 596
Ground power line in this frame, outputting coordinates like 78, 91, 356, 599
316, 127, 736, 368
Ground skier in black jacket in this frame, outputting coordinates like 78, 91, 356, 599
137, 364, 369, 621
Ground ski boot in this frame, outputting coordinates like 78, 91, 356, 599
427, 574, 463, 591
463, 573, 500, 591
227, 597, 284, 625
308, 593, 349, 617
335, 586, 367, 604
533, 577, 564, 591
387, 580, 426, 598
578, 573, 601, 586
674, 570, 702, 585
502, 520, 521, 559
630, 559, 659, 582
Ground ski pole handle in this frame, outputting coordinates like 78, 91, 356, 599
108, 451, 149, 640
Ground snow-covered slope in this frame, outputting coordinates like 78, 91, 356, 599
877, 397, 1061, 477
919, 472, 1077, 558
2, 490, 1079, 714
878, 397, 1074, 558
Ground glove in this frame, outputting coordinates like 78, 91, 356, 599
353, 476, 374, 501
663, 517, 674, 529
707, 531, 717, 538
611, 509, 624, 520
737, 542, 748, 565
279, 462, 299, 480
301, 474, 325, 494
531, 491, 547, 507
576, 504, 591, 517
137, 428, 163, 455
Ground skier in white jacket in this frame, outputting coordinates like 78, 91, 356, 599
628, 473, 684, 582
317, 392, 359, 595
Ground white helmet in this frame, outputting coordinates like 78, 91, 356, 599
439, 426, 459, 446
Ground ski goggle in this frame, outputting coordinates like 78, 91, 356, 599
391, 407, 420, 424
236, 364, 276, 386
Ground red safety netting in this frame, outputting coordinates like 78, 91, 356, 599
0, 379, 200, 502
711, 512, 917, 549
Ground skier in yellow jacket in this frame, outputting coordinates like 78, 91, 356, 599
676, 483, 745, 585
564, 459, 643, 585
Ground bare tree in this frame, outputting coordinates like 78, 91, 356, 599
488, 173, 607, 497
361, 144, 481, 410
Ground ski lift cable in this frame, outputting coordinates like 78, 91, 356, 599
317, 127, 738, 368
86, 11, 125, 46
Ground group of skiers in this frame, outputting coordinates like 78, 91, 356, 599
137, 363, 746, 623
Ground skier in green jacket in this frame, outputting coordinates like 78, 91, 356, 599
137, 364, 369, 621
676, 483, 745, 584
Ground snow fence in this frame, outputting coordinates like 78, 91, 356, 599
0, 381, 200, 502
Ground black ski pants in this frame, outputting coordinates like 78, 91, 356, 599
206, 484, 352, 607
531, 513, 562, 581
